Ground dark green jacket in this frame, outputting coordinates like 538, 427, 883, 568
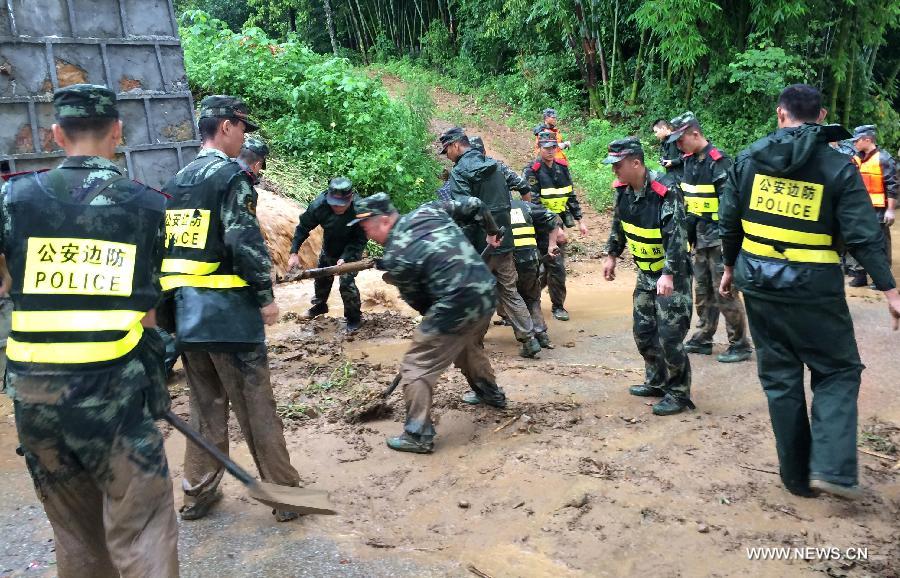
720, 124, 896, 303
381, 199, 497, 334
447, 148, 514, 254
659, 139, 684, 178
290, 191, 367, 261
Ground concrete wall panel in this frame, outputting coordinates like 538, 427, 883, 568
13, 0, 71, 38
149, 97, 193, 143
53, 44, 105, 87
158, 45, 188, 92
0, 103, 32, 154
0, 44, 51, 96
122, 0, 174, 37
130, 148, 178, 189
35, 102, 61, 153
118, 99, 150, 146
107, 45, 163, 92
70, 0, 125, 38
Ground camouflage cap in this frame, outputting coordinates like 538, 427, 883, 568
327, 176, 354, 207
241, 136, 269, 169
537, 130, 558, 149
199, 95, 260, 132
852, 124, 876, 141
439, 126, 467, 154
53, 84, 118, 119
666, 111, 699, 143
542, 108, 558, 118
347, 192, 397, 226
601, 137, 644, 164
469, 135, 485, 153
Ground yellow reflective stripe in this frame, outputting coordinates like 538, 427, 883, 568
636, 259, 665, 273
513, 237, 537, 247
7, 324, 144, 364
741, 220, 832, 247
160, 274, 249, 291
12, 310, 144, 332
685, 196, 719, 217
540, 197, 569, 213
162, 259, 221, 275
541, 185, 573, 198
742, 238, 839, 264
680, 183, 716, 194
512, 226, 536, 236
627, 239, 665, 258
621, 221, 662, 239
870, 193, 886, 207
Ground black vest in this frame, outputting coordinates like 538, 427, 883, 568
614, 179, 669, 273
4, 171, 164, 369
160, 153, 251, 291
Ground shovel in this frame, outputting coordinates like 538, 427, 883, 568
164, 410, 337, 515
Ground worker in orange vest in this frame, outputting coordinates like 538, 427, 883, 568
847, 125, 897, 287
533, 108, 570, 161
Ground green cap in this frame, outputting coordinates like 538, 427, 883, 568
852, 125, 876, 141
469, 135, 485, 153
666, 111, 698, 143
537, 130, 558, 149
327, 176, 354, 207
199, 95, 260, 132
438, 126, 466, 154
347, 192, 397, 226
601, 137, 643, 164
53, 84, 118, 120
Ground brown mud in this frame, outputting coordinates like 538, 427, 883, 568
1, 78, 899, 578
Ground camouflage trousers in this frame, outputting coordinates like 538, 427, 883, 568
633, 275, 693, 399
13, 370, 178, 577
484, 252, 535, 342
515, 258, 547, 335
690, 245, 750, 349
846, 222, 892, 273
181, 346, 301, 507
539, 246, 566, 309
312, 252, 362, 321
400, 314, 504, 439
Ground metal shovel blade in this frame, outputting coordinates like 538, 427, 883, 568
247, 481, 337, 515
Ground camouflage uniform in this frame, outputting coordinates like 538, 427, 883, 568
668, 112, 750, 356
291, 181, 367, 324
161, 96, 300, 519
0, 85, 178, 576
508, 199, 560, 339
352, 194, 505, 450
604, 147, 694, 406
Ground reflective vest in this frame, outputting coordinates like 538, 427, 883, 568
509, 201, 537, 249
740, 173, 839, 264
3, 171, 164, 366
615, 179, 669, 273
534, 126, 568, 162
160, 154, 252, 291
530, 159, 574, 214
852, 151, 886, 208
681, 147, 724, 221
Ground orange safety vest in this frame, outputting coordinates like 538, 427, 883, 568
853, 151, 886, 208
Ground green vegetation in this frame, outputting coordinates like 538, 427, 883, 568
180, 10, 440, 211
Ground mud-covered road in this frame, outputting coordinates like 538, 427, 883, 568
1, 80, 899, 577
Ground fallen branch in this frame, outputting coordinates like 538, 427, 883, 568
493, 415, 520, 433
857, 448, 898, 462
467, 564, 494, 578
738, 464, 779, 475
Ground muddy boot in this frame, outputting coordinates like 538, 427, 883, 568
717, 344, 752, 363
535, 332, 554, 349
305, 303, 328, 319
848, 272, 868, 287
629, 384, 665, 397
809, 479, 862, 501
552, 306, 570, 321
274, 509, 301, 522
684, 340, 712, 355
180, 490, 223, 521
345, 316, 363, 333
386, 432, 434, 454
652, 394, 695, 416
519, 336, 541, 358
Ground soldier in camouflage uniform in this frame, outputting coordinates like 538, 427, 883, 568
236, 135, 269, 184
1, 85, 178, 576
350, 193, 507, 454
651, 118, 685, 179
668, 112, 752, 363
602, 138, 695, 416
288, 177, 367, 331
161, 95, 301, 522
440, 127, 541, 358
